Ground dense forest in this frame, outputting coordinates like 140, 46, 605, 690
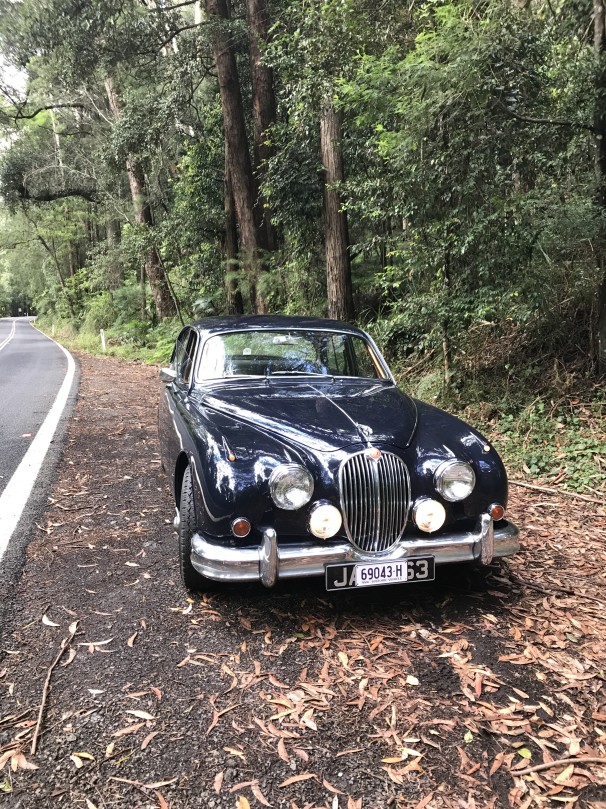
0, 0, 605, 399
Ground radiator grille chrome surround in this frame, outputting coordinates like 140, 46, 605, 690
339, 450, 411, 553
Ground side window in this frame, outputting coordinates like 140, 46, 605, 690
172, 329, 198, 385
171, 330, 188, 374
348, 338, 380, 378
324, 335, 381, 378
325, 335, 347, 374
181, 330, 198, 384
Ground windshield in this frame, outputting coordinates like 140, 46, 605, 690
196, 330, 387, 381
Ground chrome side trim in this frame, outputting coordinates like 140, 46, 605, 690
189, 516, 520, 585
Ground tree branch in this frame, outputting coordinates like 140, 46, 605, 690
17, 183, 98, 203
31, 622, 79, 755
143, 0, 200, 10
0, 239, 38, 251
513, 756, 606, 777
498, 101, 596, 134
156, 21, 205, 51
13, 102, 89, 121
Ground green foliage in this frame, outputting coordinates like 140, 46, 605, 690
0, 0, 604, 441
494, 398, 605, 494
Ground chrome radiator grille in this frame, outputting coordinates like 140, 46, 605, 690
339, 451, 410, 553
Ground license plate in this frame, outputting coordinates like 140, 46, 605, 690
325, 557, 435, 591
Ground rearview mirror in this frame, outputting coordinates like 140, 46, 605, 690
160, 367, 177, 383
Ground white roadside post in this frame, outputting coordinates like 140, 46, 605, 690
100, 329, 106, 352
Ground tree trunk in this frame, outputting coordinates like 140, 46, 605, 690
224, 148, 244, 314
106, 218, 123, 290
104, 77, 177, 320
205, 0, 268, 313
246, 0, 277, 251
594, 0, 606, 373
320, 99, 355, 322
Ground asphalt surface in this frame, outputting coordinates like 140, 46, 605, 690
0, 318, 70, 494
0, 318, 79, 636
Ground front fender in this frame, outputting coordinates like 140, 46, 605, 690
407, 401, 508, 521
186, 401, 320, 540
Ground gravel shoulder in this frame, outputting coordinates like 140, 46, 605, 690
1, 353, 605, 809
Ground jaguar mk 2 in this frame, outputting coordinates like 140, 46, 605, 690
158, 316, 519, 592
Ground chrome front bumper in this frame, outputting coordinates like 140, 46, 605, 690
190, 514, 520, 588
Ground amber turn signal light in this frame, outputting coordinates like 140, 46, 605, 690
231, 518, 251, 538
489, 503, 505, 521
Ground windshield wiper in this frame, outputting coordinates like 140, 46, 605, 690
269, 370, 332, 377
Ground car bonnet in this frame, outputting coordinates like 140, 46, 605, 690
196, 379, 418, 453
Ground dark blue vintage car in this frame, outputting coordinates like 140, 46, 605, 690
158, 315, 519, 592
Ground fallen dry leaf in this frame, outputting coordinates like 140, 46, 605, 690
12, 753, 38, 771
141, 731, 159, 750
279, 773, 317, 787
251, 782, 271, 806
113, 722, 145, 737
70, 754, 84, 769
154, 791, 169, 809
125, 709, 155, 721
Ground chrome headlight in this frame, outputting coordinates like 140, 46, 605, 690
269, 464, 314, 510
434, 460, 476, 502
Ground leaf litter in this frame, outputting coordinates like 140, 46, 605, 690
0, 353, 604, 808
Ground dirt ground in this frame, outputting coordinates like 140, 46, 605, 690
1, 353, 605, 809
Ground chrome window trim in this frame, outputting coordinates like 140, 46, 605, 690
193, 327, 394, 385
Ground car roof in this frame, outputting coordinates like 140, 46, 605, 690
191, 315, 369, 338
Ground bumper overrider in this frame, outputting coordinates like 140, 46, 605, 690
190, 514, 520, 588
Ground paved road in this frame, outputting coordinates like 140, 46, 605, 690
0, 318, 71, 496
0, 317, 79, 628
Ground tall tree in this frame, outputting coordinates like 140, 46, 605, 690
594, 0, 606, 372
246, 0, 277, 251
105, 77, 177, 319
205, 0, 269, 313
320, 99, 354, 321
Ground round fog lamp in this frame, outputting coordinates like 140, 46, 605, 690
309, 503, 342, 539
269, 464, 314, 510
435, 460, 476, 502
413, 498, 446, 533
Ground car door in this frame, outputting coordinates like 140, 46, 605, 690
158, 327, 199, 495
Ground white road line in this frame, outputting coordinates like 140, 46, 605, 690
0, 320, 16, 353
0, 330, 76, 561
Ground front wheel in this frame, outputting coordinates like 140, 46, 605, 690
178, 465, 211, 592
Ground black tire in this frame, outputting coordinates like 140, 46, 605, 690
178, 465, 210, 592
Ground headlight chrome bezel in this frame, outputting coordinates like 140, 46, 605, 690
269, 463, 314, 510
434, 459, 476, 502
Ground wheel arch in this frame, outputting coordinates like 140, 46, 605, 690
174, 452, 190, 508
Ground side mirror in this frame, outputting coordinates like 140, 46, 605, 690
160, 367, 177, 383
